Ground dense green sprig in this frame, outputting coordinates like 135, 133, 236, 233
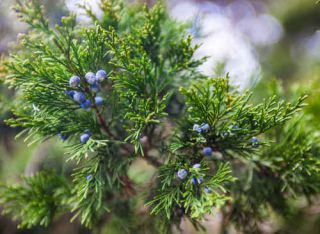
0, 171, 70, 228
178, 77, 306, 157
148, 162, 234, 219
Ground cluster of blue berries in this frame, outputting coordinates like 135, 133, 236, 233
193, 123, 210, 133
68, 71, 108, 181
193, 123, 214, 157
66, 70, 107, 109
176, 164, 212, 194
191, 163, 203, 185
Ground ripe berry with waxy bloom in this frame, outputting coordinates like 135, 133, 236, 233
230, 125, 239, 131
69, 76, 80, 87
204, 187, 212, 193
192, 163, 201, 169
95, 96, 103, 106
86, 174, 93, 181
191, 177, 198, 185
193, 124, 202, 133
90, 83, 100, 93
251, 137, 259, 148
65, 90, 75, 98
199, 177, 204, 183
201, 123, 209, 131
85, 72, 96, 84
81, 99, 91, 109
252, 137, 258, 143
58, 132, 69, 141
96, 70, 107, 82
203, 147, 213, 156
80, 133, 91, 143
177, 169, 188, 180
73, 92, 86, 103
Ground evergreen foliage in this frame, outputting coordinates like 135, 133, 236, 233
0, 171, 70, 228
0, 0, 319, 233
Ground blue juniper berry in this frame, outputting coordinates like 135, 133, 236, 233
252, 137, 258, 143
90, 83, 100, 93
57, 131, 69, 141
73, 91, 86, 103
80, 133, 91, 143
192, 163, 201, 169
96, 70, 107, 82
95, 96, 103, 106
231, 125, 239, 131
251, 137, 259, 148
200, 123, 210, 131
65, 90, 75, 98
203, 147, 213, 156
177, 169, 188, 180
86, 174, 93, 181
223, 132, 229, 138
204, 187, 212, 193
85, 72, 96, 85
69, 75, 80, 87
193, 124, 202, 133
199, 177, 204, 183
80, 99, 91, 109
191, 177, 198, 185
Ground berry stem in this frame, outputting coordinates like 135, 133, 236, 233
121, 175, 136, 198
93, 104, 114, 137
83, 85, 116, 138
92, 104, 135, 156
92, 98, 161, 167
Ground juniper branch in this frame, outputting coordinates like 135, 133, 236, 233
0, 1, 319, 233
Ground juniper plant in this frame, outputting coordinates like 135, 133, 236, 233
0, 0, 319, 233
